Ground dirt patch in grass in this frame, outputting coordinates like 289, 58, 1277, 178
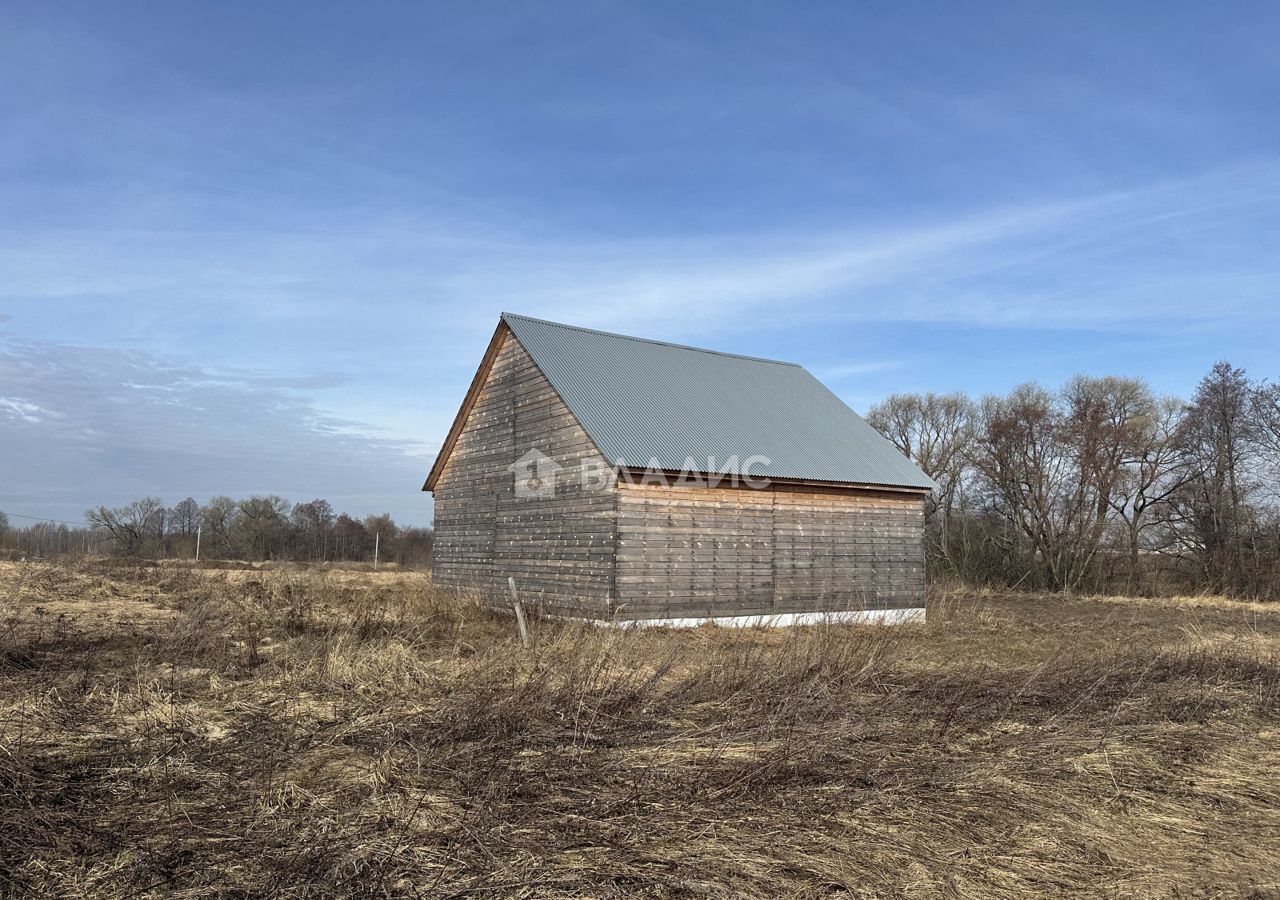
1, 561, 1278, 898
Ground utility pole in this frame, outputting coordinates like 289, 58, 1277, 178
195, 525, 202, 562
374, 532, 380, 569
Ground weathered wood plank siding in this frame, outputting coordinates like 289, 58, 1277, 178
773, 487, 925, 612
615, 483, 774, 619
615, 482, 924, 620
432, 330, 617, 615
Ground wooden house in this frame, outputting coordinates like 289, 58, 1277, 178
423, 313, 934, 625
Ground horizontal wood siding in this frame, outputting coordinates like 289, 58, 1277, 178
773, 488, 925, 612
615, 482, 924, 620
615, 483, 775, 620
432, 330, 616, 616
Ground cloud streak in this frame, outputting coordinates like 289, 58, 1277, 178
7, 162, 1277, 347
507, 163, 1280, 335
0, 331, 433, 524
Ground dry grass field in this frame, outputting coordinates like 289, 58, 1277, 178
1, 560, 1279, 899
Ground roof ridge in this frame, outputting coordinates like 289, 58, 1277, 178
501, 312, 804, 368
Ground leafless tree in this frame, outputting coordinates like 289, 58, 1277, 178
292, 499, 336, 561
868, 392, 976, 576
86, 497, 165, 556
1174, 362, 1261, 592
1252, 381, 1280, 499
967, 378, 1153, 591
971, 384, 1069, 588
1060, 375, 1158, 587
1107, 396, 1192, 591
333, 514, 371, 560
200, 496, 239, 556
170, 497, 202, 537
234, 496, 291, 560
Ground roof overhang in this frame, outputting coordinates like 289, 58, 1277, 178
614, 466, 932, 497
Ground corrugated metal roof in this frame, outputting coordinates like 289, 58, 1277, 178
501, 313, 935, 490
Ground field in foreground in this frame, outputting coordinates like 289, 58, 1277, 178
1, 561, 1278, 899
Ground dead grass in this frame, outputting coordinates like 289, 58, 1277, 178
2, 560, 1279, 898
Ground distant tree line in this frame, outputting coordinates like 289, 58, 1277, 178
0, 498, 432, 567
0, 512, 98, 559
868, 361, 1280, 599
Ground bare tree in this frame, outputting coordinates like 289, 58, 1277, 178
200, 496, 239, 557
1252, 381, 1280, 501
334, 514, 371, 560
1103, 396, 1191, 591
969, 378, 1152, 592
234, 496, 291, 561
868, 392, 976, 576
292, 499, 335, 561
86, 497, 165, 556
170, 497, 202, 538
1060, 375, 1157, 586
1175, 362, 1261, 593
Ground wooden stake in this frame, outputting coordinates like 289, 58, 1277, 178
508, 576, 531, 649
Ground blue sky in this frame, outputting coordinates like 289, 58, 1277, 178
2, 1, 1278, 525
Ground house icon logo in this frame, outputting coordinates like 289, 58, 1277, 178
509, 448, 562, 499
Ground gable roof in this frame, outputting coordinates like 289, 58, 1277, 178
425, 313, 934, 492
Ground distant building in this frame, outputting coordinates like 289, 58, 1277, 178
424, 313, 934, 625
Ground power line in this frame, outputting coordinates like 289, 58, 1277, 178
1, 511, 88, 527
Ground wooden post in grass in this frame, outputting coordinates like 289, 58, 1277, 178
508, 576, 531, 649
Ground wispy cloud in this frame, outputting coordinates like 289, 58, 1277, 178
0, 332, 433, 523
812, 361, 903, 380
509, 163, 1280, 335
7, 162, 1279, 344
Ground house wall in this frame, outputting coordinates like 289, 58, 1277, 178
772, 486, 926, 613
614, 481, 925, 621
431, 329, 617, 616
